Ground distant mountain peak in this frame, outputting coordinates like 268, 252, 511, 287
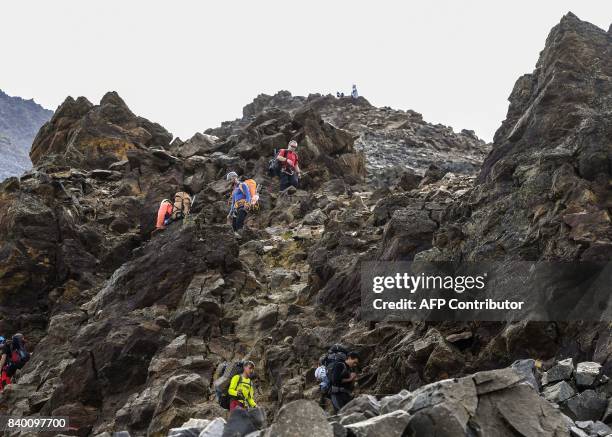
0, 90, 53, 180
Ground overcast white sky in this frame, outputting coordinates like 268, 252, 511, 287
1, 1, 610, 142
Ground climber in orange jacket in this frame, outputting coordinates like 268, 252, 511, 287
155, 199, 174, 230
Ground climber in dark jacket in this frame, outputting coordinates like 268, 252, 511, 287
329, 351, 359, 413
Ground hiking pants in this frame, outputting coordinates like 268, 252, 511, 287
0, 370, 11, 391
331, 392, 351, 413
232, 207, 248, 231
229, 399, 245, 411
280, 172, 299, 191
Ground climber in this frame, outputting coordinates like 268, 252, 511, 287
155, 199, 174, 230
0, 336, 7, 391
329, 351, 359, 413
351, 84, 358, 99
276, 140, 301, 191
154, 192, 192, 231
227, 360, 257, 411
0, 334, 30, 390
315, 355, 330, 408
227, 171, 252, 232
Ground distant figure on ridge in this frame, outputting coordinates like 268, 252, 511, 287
351, 84, 359, 99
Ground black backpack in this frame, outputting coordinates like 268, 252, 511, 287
325, 344, 348, 365
215, 360, 245, 409
6, 338, 30, 376
268, 149, 281, 177
323, 344, 348, 390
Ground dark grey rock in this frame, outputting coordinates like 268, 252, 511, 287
543, 381, 576, 403
570, 427, 589, 437
345, 410, 410, 437
303, 209, 327, 225
338, 412, 369, 426
338, 394, 381, 418
379, 390, 411, 415
512, 359, 540, 391
542, 358, 574, 386
264, 400, 333, 437
603, 399, 612, 424
199, 418, 226, 437
575, 420, 612, 436
564, 390, 608, 421
575, 362, 602, 387
168, 419, 211, 437
222, 409, 264, 437
330, 421, 348, 437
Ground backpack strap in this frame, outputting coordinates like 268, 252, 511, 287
238, 182, 247, 196
329, 361, 347, 387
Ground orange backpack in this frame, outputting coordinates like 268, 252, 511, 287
241, 179, 259, 209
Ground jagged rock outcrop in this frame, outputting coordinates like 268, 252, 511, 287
433, 12, 611, 262
0, 90, 53, 180
30, 91, 172, 170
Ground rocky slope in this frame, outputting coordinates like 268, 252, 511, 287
0, 12, 609, 437
0, 90, 53, 180
164, 358, 612, 437
206, 90, 490, 187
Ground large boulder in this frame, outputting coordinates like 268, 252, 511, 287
345, 410, 411, 437
222, 408, 266, 437
575, 362, 602, 388
264, 400, 333, 437
543, 358, 575, 385
563, 390, 608, 422
397, 368, 570, 436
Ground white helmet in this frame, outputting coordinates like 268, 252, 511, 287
226, 171, 238, 181
288, 140, 298, 148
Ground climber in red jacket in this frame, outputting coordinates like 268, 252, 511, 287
276, 140, 302, 191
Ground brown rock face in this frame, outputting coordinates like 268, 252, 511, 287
30, 91, 172, 169
437, 12, 611, 262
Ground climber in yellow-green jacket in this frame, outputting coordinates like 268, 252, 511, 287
227, 360, 257, 410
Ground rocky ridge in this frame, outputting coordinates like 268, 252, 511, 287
206, 90, 490, 187
0, 12, 609, 437
0, 89, 53, 180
